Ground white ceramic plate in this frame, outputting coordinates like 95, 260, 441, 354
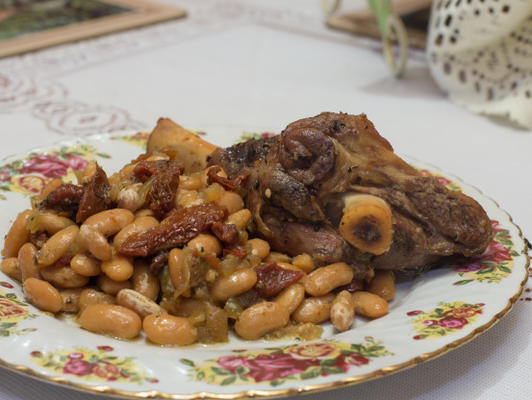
0, 129, 528, 399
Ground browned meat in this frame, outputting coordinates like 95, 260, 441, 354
209, 112, 492, 277
207, 166, 250, 191
118, 203, 227, 257
76, 165, 112, 223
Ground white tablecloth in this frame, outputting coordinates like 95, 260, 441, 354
0, 1, 530, 399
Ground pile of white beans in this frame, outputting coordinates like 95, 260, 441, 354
1, 159, 395, 345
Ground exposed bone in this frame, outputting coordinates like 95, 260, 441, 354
338, 194, 393, 255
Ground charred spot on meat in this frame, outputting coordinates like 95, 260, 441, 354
209, 112, 492, 279
278, 128, 336, 185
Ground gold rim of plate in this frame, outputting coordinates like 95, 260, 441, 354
0, 135, 528, 400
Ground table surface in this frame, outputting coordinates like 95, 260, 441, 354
0, 1, 530, 399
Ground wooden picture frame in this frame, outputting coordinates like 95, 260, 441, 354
0, 0, 186, 58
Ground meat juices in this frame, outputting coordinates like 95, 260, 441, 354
209, 112, 493, 278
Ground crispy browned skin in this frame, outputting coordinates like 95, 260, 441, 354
147, 118, 218, 174
209, 112, 493, 276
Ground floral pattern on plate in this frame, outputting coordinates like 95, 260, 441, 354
407, 302, 484, 340
30, 345, 159, 384
180, 338, 392, 387
112, 132, 150, 149
0, 130, 526, 399
0, 145, 110, 197
452, 220, 517, 285
0, 282, 37, 337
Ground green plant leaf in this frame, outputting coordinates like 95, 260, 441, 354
270, 379, 285, 387
320, 358, 337, 366
366, 0, 392, 37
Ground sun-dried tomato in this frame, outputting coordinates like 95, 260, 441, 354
211, 221, 239, 245
118, 203, 227, 257
254, 262, 304, 298
41, 184, 84, 214
222, 247, 247, 259
133, 159, 166, 182
207, 166, 250, 190
133, 160, 182, 218
76, 165, 112, 223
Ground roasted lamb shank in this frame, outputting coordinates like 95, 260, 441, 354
209, 112, 492, 279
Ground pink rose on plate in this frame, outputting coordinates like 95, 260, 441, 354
453, 261, 486, 273
20, 154, 69, 178
64, 155, 87, 171
63, 359, 94, 376
334, 353, 370, 371
218, 353, 319, 382
486, 241, 512, 264
437, 316, 468, 329
452, 241, 511, 272
217, 355, 247, 372
244, 353, 318, 382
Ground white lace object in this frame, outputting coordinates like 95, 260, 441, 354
427, 0, 532, 129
